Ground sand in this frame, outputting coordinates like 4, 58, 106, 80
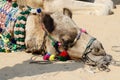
0, 5, 120, 80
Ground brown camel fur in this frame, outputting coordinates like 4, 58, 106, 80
25, 14, 45, 54
42, 9, 112, 71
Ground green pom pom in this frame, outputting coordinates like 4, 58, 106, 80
0, 48, 5, 52
6, 33, 11, 39
21, 16, 27, 21
20, 12, 25, 15
17, 16, 26, 21
19, 45, 26, 50
19, 24, 25, 28
20, 10, 30, 15
20, 38, 24, 42
17, 38, 24, 42
17, 16, 21, 20
15, 24, 19, 27
12, 44, 17, 50
12, 2, 18, 8
14, 31, 19, 35
21, 32, 25, 35
57, 56, 67, 61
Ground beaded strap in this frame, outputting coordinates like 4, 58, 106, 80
5, 7, 18, 27
0, 1, 12, 28
0, 0, 6, 8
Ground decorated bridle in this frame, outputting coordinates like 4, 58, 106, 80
41, 23, 70, 61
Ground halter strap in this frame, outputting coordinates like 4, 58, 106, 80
82, 37, 96, 62
69, 28, 87, 47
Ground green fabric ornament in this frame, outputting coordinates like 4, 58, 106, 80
17, 16, 21, 20
20, 32, 25, 35
0, 48, 5, 52
20, 45, 26, 49
12, 44, 17, 51
19, 24, 25, 28
17, 38, 24, 42
52, 41, 55, 46
20, 16, 27, 21
19, 31, 25, 35
14, 31, 19, 35
15, 24, 19, 27
20, 10, 30, 15
12, 2, 18, 8
6, 33, 11, 39
57, 56, 67, 61
19, 38, 24, 42
17, 16, 26, 21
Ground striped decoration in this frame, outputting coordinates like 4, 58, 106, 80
14, 9, 30, 50
14, 7, 42, 50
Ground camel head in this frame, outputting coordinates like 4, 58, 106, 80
42, 8, 78, 53
42, 12, 111, 71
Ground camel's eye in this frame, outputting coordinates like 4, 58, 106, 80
94, 48, 100, 52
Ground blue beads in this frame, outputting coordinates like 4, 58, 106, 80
37, 8, 41, 13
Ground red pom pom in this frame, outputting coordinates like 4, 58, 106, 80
59, 51, 68, 57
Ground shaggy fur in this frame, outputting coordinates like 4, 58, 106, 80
14, 0, 46, 54
42, 14, 55, 33
25, 14, 45, 54
16, 0, 43, 8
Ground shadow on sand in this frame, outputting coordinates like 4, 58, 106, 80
0, 59, 85, 80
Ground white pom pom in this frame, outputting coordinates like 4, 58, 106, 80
30, 9, 36, 13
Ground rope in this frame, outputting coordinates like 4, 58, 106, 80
29, 55, 52, 64
47, 34, 55, 42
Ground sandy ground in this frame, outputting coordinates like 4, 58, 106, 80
0, 5, 120, 80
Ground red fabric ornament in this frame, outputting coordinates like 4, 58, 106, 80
7, 0, 12, 2
59, 51, 68, 57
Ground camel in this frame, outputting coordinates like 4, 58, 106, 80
1, 0, 118, 71
43, 0, 114, 15
16, 0, 46, 53
41, 9, 113, 71
0, 0, 46, 53
16, 0, 115, 16
14, 0, 119, 54
78, 0, 115, 9
6, 0, 115, 53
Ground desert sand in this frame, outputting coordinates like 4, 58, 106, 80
0, 5, 120, 80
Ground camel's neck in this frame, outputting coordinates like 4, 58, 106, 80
67, 32, 92, 59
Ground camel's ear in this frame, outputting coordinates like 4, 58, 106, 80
63, 8, 72, 18
42, 14, 55, 33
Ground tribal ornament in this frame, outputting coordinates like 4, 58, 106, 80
14, 6, 42, 50
0, 1, 12, 28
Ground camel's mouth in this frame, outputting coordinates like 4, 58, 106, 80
85, 54, 112, 72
